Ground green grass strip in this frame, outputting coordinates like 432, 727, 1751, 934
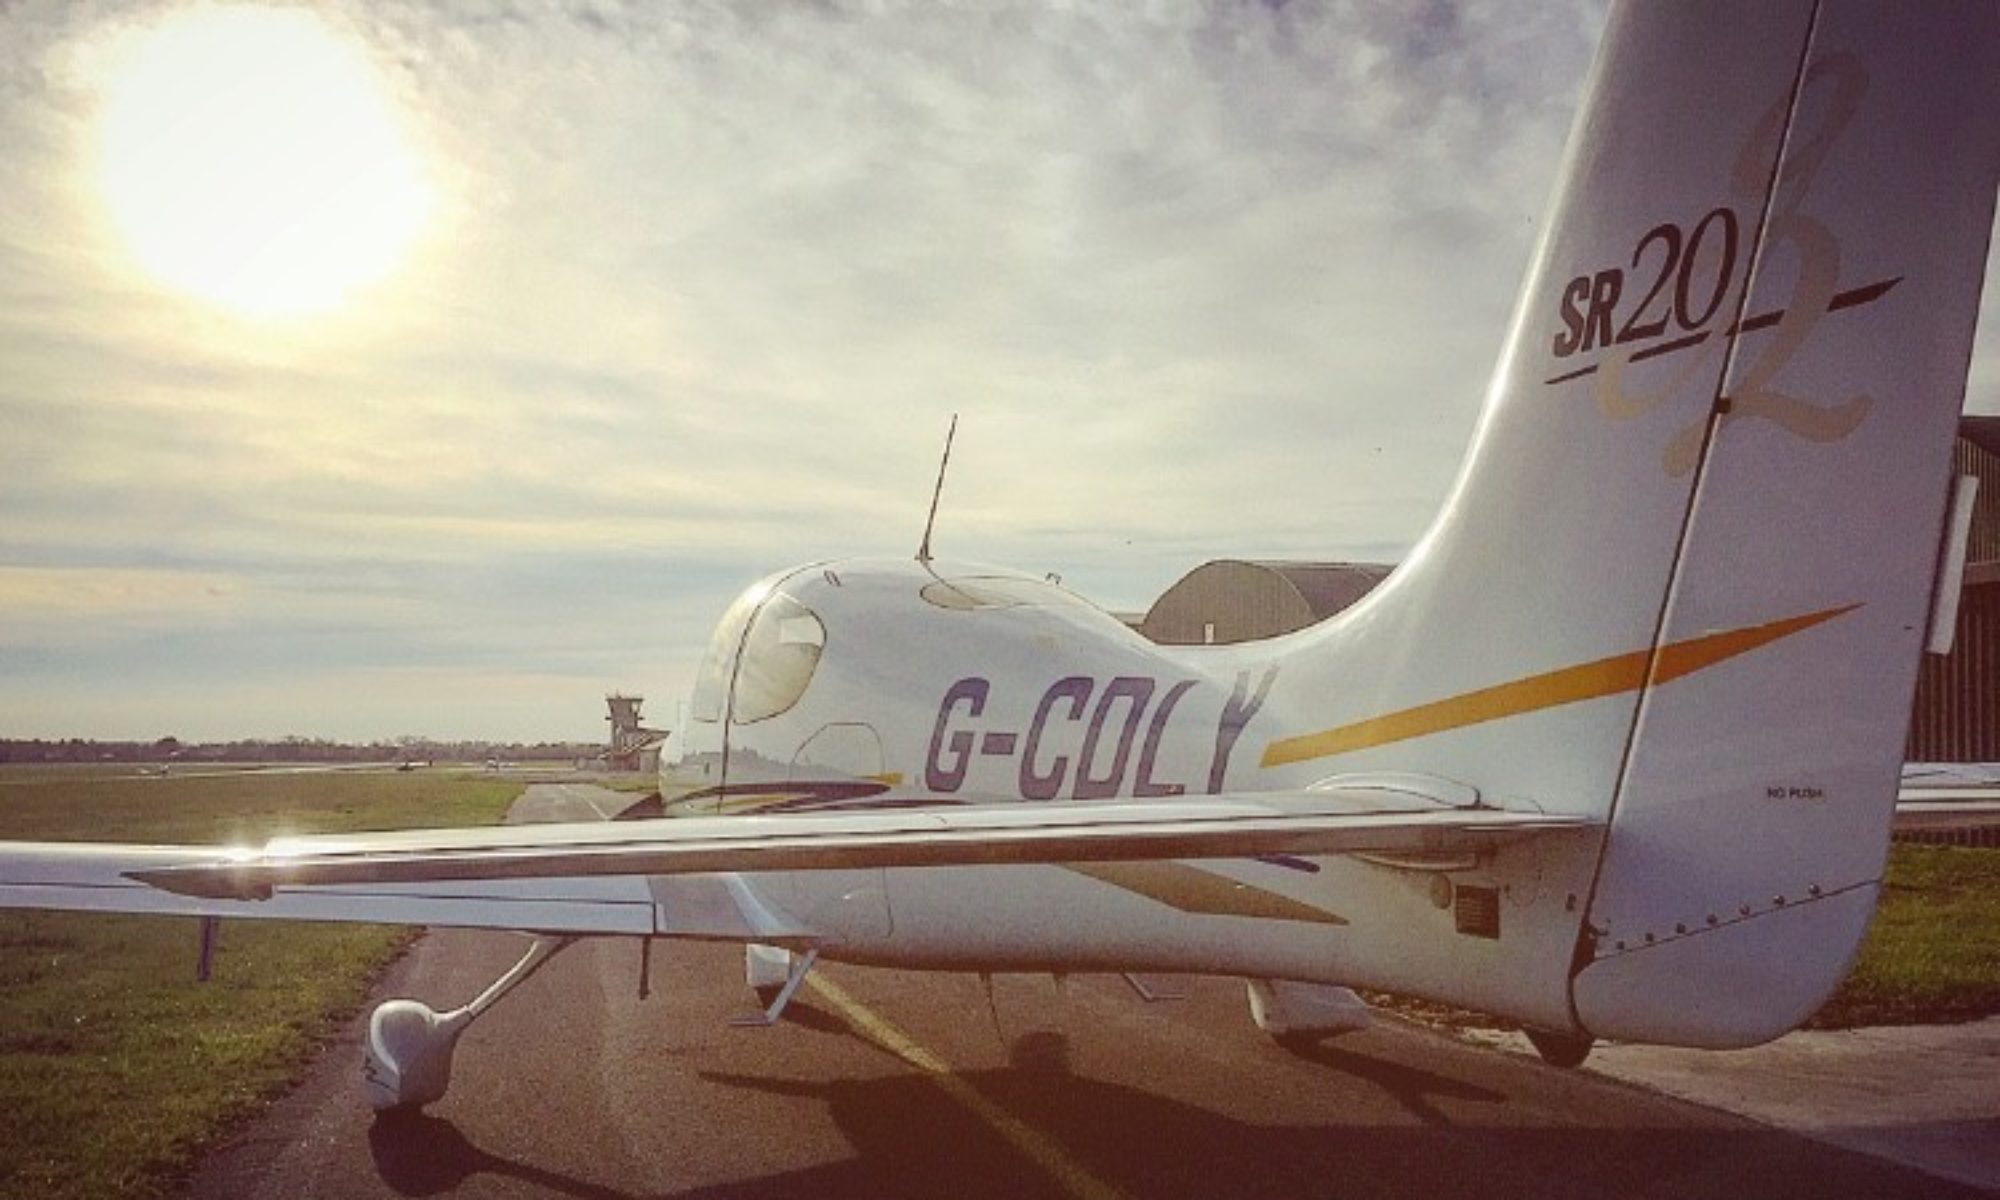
1806, 844, 2000, 1029
0, 770, 519, 1200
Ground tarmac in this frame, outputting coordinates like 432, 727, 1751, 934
1466, 1020, 2000, 1193
174, 778, 2000, 1197
179, 936, 1984, 1200
568, 777, 2000, 1194
1471, 763, 2000, 1192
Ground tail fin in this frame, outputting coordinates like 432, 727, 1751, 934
1268, 1, 1999, 1045
1566, 0, 2000, 1045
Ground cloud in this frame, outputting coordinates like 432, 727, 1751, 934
0, 1, 1989, 740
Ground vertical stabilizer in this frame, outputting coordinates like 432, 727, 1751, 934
1253, 0, 1999, 1043
1570, 1, 2000, 1045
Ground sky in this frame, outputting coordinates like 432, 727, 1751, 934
1, 1, 1996, 744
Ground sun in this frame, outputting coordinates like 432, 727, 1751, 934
94, 6, 433, 319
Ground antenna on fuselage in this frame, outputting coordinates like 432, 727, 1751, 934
916, 413, 958, 565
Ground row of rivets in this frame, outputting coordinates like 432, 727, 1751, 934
1604, 884, 1827, 954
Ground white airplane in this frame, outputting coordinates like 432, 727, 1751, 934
4, 0, 1998, 1113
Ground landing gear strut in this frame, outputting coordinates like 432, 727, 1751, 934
363, 935, 575, 1112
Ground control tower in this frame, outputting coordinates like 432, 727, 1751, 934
605, 694, 667, 771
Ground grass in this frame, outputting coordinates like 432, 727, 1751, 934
1806, 844, 2000, 1028
0, 770, 520, 1200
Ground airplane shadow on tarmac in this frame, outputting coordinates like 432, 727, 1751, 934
364, 1029, 1984, 1200
368, 1112, 629, 1200
1273, 1038, 1507, 1127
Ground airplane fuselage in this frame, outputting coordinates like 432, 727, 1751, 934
662, 558, 1282, 814
653, 557, 1588, 1025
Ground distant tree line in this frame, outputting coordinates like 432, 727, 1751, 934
0, 735, 601, 764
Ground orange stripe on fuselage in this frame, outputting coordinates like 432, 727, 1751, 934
1061, 861, 1348, 925
1259, 604, 1857, 769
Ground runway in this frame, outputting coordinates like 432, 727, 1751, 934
173, 786, 1982, 1200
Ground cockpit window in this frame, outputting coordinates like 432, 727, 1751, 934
732, 592, 825, 723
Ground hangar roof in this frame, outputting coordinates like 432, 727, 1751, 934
1242, 560, 1393, 623
1138, 559, 1392, 645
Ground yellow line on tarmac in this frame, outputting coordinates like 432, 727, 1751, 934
805, 973, 1129, 1200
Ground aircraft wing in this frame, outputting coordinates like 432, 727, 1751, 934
0, 841, 665, 935
0, 791, 1591, 938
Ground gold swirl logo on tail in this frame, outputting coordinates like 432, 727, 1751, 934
1545, 53, 1893, 476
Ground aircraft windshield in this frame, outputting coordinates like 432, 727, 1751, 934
688, 584, 765, 723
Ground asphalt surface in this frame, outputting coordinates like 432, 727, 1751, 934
173, 785, 1989, 1200
1496, 1020, 2000, 1192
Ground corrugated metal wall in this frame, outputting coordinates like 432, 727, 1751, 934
1953, 437, 2000, 564
1906, 582, 2000, 762
1905, 431, 2000, 761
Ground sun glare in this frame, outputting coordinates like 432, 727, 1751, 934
94, 6, 432, 319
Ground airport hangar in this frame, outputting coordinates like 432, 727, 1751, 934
1126, 417, 2000, 765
